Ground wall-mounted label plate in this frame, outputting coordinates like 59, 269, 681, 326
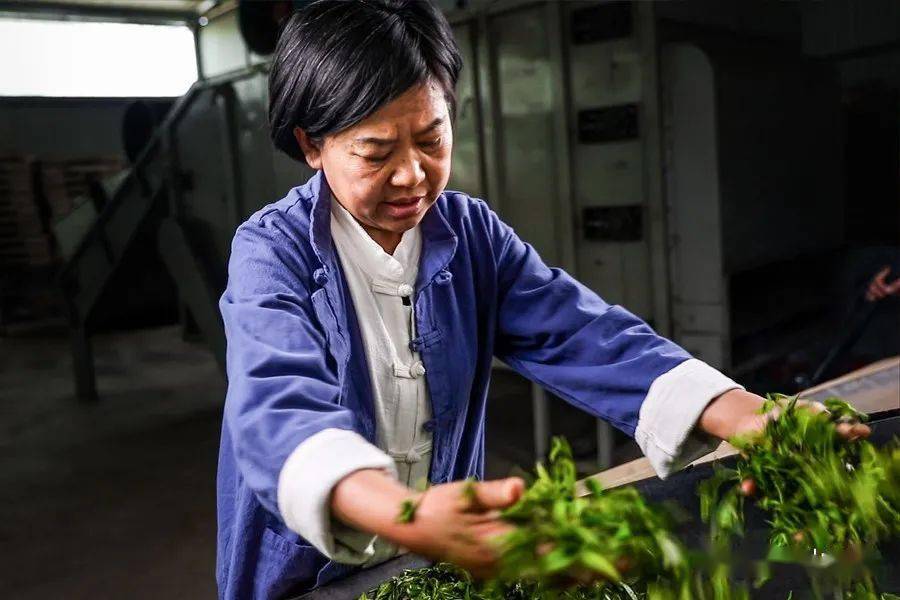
577, 104, 639, 144
582, 205, 643, 242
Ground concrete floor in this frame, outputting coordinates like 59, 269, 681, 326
0, 324, 637, 599
1, 325, 223, 599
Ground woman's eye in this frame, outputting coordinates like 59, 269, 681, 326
362, 154, 389, 163
422, 138, 442, 148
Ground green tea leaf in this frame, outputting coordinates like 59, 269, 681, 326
579, 550, 621, 582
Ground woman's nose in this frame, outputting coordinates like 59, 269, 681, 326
390, 154, 426, 189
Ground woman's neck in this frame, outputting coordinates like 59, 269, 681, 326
331, 196, 403, 254
361, 223, 402, 255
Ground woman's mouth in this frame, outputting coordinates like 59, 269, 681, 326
382, 196, 425, 219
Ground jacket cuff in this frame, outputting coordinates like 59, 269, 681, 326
634, 359, 743, 479
277, 428, 397, 564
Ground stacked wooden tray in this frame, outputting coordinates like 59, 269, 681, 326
39, 156, 123, 223
0, 156, 123, 326
0, 156, 53, 269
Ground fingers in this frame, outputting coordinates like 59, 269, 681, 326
447, 524, 509, 580
767, 401, 870, 442
835, 421, 871, 441
868, 280, 888, 301
867, 266, 893, 301
797, 401, 869, 440
470, 519, 515, 541
886, 275, 900, 296
467, 477, 525, 511
796, 399, 826, 414
459, 510, 503, 526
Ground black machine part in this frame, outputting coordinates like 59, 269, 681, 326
122, 100, 174, 165
296, 414, 900, 599
238, 0, 304, 56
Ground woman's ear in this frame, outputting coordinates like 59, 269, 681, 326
293, 127, 323, 170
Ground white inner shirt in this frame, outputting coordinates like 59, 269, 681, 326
328, 199, 434, 482
294, 199, 433, 565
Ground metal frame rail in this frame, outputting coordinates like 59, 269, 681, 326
59, 64, 267, 401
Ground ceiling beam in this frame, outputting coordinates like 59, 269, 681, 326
0, 1, 198, 25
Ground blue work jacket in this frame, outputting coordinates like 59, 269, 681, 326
216, 171, 692, 599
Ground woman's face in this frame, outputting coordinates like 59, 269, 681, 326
295, 81, 453, 248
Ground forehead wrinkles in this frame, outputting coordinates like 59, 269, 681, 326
349, 84, 447, 142
347, 120, 445, 151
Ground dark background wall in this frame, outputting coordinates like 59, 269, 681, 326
0, 96, 180, 332
0, 97, 131, 160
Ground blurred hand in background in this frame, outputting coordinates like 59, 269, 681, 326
865, 266, 900, 302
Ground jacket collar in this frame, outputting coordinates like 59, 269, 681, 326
416, 198, 458, 290
308, 171, 337, 277
307, 170, 457, 289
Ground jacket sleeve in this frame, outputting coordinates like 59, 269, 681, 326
484, 204, 740, 475
219, 221, 393, 560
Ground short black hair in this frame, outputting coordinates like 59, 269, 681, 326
269, 0, 463, 162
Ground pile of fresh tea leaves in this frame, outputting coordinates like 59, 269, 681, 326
494, 438, 745, 598
361, 397, 899, 600
364, 439, 748, 599
359, 562, 642, 600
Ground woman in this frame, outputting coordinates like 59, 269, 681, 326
216, 1, 869, 598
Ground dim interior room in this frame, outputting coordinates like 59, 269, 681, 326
0, 0, 897, 598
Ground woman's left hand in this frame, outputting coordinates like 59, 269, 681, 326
700, 389, 871, 442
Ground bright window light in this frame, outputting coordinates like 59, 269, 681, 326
0, 18, 198, 97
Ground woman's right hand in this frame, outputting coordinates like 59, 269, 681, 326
391, 478, 525, 579
330, 469, 524, 579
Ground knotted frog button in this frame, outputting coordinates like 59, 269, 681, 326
313, 267, 329, 286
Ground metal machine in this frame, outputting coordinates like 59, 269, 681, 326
58, 2, 314, 401
661, 40, 844, 375
54, 0, 896, 471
